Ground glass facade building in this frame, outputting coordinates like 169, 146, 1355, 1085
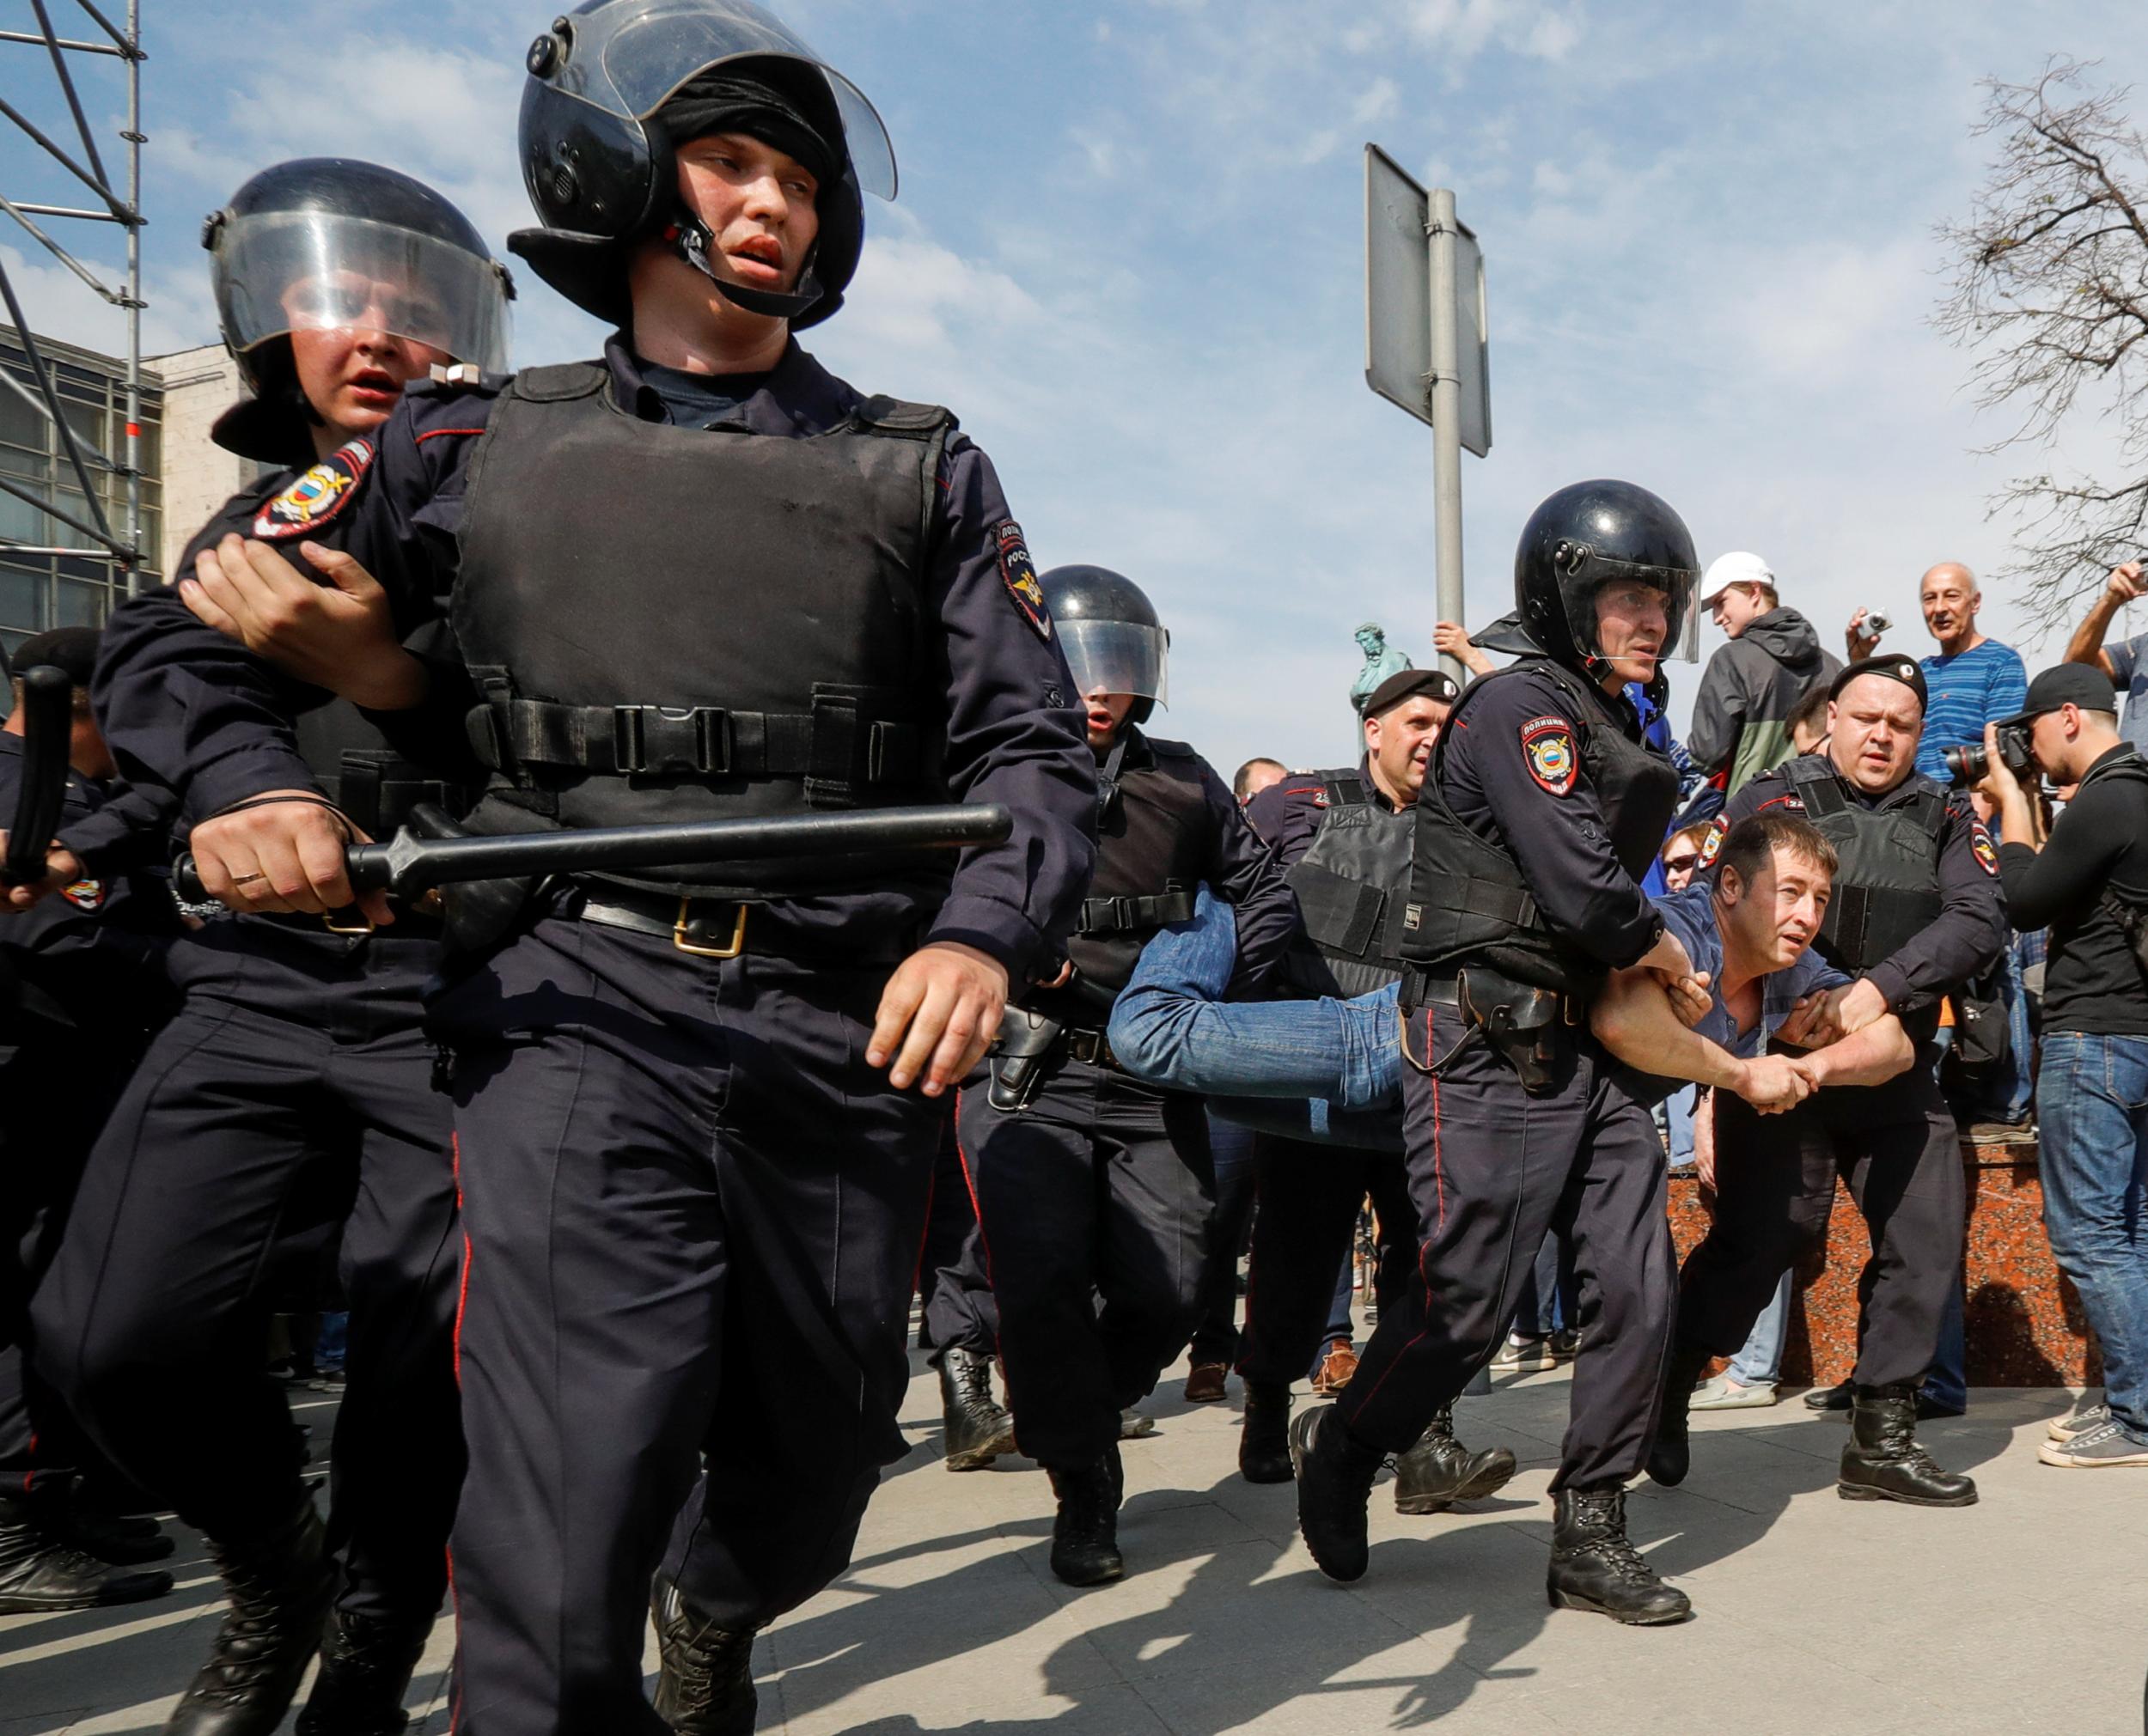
0, 330, 163, 661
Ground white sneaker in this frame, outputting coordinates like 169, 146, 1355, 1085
1492, 1335, 1558, 1374
2047, 1400, 2110, 1443
1689, 1374, 1779, 1412
2036, 1420, 2148, 1468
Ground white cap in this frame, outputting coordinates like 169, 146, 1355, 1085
1699, 551, 1776, 606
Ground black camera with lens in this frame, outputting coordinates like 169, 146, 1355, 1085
1944, 722, 2035, 787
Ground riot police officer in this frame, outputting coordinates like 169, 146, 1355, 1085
36, 161, 511, 1734
952, 563, 1297, 1587
0, 629, 179, 1615
1233, 667, 1517, 1514
1290, 480, 1706, 1625
1650, 655, 2003, 1505
90, 7, 1097, 1730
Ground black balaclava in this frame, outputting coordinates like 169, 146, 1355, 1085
651, 63, 845, 322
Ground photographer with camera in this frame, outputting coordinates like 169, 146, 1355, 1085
1975, 665, 2148, 1469
1649, 656, 2006, 1505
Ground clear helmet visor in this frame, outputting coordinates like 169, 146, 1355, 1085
1565, 555, 1699, 668
1057, 620, 1170, 706
555, 0, 896, 198
214, 210, 511, 374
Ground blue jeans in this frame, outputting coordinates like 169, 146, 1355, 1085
1664, 1085, 1697, 1167
1108, 889, 1402, 1148
1727, 1270, 1790, 1386
1977, 936, 2036, 1124
2036, 1032, 2148, 1443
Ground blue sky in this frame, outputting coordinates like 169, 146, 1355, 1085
9, 0, 2148, 771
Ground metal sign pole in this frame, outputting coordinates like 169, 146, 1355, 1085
1426, 187, 1466, 684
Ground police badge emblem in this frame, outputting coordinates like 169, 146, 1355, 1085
253, 439, 375, 539
1520, 716, 1577, 795
995, 521, 1052, 642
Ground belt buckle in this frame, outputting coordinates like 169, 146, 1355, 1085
674, 898, 748, 959
323, 906, 376, 937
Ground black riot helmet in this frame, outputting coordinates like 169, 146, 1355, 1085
203, 158, 513, 462
511, 0, 895, 330
1513, 480, 1700, 689
1040, 565, 1170, 725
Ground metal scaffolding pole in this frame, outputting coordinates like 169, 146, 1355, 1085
0, 0, 148, 600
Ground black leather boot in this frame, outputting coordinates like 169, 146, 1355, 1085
1238, 1380, 1294, 1484
0, 1491, 172, 1613
651, 1577, 760, 1736
1645, 1342, 1714, 1488
1393, 1406, 1518, 1514
1838, 1385, 1978, 1507
167, 1496, 336, 1735
61, 1499, 176, 1565
1289, 1405, 1385, 1582
938, 1345, 1016, 1471
1546, 1486, 1692, 1625
1046, 1456, 1124, 1586
294, 1609, 432, 1735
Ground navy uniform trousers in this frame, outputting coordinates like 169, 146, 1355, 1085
34, 918, 462, 1621
428, 911, 940, 1736
955, 1053, 1214, 1467
0, 1032, 150, 1500
919, 1112, 1000, 1357
1678, 1062, 1963, 1389
1236, 1133, 1414, 1386
1336, 1016, 1675, 1489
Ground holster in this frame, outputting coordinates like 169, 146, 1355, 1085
409, 803, 540, 958
989, 1008, 1065, 1112
1400, 964, 1566, 1096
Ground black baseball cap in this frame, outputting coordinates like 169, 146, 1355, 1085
10, 626, 101, 688
1828, 654, 1927, 711
1361, 667, 1461, 719
2005, 662, 2120, 726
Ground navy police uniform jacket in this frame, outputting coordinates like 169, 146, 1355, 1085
0, 734, 179, 1044
1439, 665, 1667, 972
93, 335, 1098, 978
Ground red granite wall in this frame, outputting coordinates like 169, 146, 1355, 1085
1666, 1135, 2098, 1387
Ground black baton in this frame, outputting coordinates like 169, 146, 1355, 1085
175, 802, 1014, 904
1, 666, 76, 887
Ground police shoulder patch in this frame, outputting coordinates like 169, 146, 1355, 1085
1697, 817, 1729, 869
59, 877, 106, 911
1519, 715, 1577, 795
252, 439, 375, 540
1971, 823, 1998, 875
994, 521, 1052, 642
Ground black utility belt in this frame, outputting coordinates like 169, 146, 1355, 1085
1400, 965, 1586, 1097
563, 880, 912, 965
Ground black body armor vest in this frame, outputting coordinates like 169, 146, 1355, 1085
452, 362, 953, 896
295, 700, 466, 838
1284, 771, 1415, 997
1399, 660, 1678, 993
1777, 756, 1945, 974
1068, 730, 1211, 996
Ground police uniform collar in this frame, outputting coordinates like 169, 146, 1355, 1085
605, 332, 857, 436
1354, 754, 1401, 813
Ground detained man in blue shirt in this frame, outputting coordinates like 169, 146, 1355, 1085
1112, 811, 1913, 1148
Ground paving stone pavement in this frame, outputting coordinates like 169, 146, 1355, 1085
6, 1355, 2143, 1733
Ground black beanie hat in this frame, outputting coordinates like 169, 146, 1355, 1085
656, 64, 844, 194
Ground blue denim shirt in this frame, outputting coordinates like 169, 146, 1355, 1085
1651, 884, 1847, 1060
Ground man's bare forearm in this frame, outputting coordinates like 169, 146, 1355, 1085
1797, 1014, 1913, 1088
1591, 968, 1744, 1092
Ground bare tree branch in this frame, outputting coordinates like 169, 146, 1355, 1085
1937, 57, 2148, 630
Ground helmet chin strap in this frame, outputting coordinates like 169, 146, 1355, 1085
663, 204, 823, 321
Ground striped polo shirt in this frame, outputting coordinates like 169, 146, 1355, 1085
1916, 639, 2027, 783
